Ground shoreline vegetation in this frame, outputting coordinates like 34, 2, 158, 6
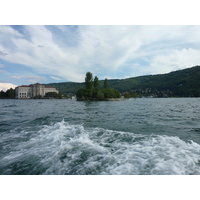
2, 66, 200, 100
46, 65, 200, 98
107, 98, 126, 101
76, 72, 121, 101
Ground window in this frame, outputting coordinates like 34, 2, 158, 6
19, 93, 27, 97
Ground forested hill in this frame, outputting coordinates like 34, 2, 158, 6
45, 65, 200, 97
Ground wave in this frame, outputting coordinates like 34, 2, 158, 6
1, 120, 200, 175
2, 104, 18, 108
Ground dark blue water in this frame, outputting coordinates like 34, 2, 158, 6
0, 98, 200, 174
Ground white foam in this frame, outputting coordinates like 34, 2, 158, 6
1, 120, 200, 175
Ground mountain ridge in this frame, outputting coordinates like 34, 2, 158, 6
45, 65, 200, 97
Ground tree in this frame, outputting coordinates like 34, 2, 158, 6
76, 88, 87, 100
97, 91, 104, 100
0, 90, 6, 98
3, 88, 15, 99
93, 76, 99, 98
58, 91, 62, 99
133, 92, 137, 98
76, 72, 121, 101
8, 88, 15, 98
45, 92, 59, 98
104, 78, 108, 89
124, 92, 131, 98
93, 76, 99, 90
85, 72, 93, 91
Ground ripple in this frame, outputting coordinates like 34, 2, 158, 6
1, 98, 200, 174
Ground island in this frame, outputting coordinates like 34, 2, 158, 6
76, 72, 121, 101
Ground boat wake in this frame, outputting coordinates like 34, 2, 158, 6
1, 120, 200, 175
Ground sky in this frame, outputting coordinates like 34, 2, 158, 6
1, 25, 200, 91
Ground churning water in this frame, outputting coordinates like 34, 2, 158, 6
0, 98, 200, 175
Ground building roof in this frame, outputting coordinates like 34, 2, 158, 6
17, 83, 56, 89
19, 85, 30, 87
29, 83, 41, 86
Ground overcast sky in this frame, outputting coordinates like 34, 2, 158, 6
1, 26, 200, 90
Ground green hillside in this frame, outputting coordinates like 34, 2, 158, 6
46, 65, 200, 97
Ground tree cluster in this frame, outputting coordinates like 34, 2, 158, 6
50, 65, 200, 98
124, 92, 131, 98
76, 72, 121, 101
0, 88, 15, 99
44, 92, 62, 99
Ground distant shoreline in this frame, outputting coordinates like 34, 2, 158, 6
77, 98, 127, 101
107, 98, 127, 101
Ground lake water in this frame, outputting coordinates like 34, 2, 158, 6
0, 98, 200, 175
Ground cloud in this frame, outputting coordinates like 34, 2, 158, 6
11, 75, 47, 83
0, 25, 82, 81
1, 25, 200, 82
0, 25, 22, 37
10, 75, 46, 84
0, 82, 17, 91
144, 48, 200, 75
11, 76, 23, 79
0, 50, 8, 56
25, 76, 47, 83
50, 76, 61, 80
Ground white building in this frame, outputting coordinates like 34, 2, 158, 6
15, 83, 59, 99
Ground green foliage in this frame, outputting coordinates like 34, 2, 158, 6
102, 88, 121, 98
85, 72, 93, 90
96, 91, 105, 100
94, 76, 99, 90
58, 91, 62, 99
93, 89, 98, 98
0, 88, 15, 99
76, 72, 121, 101
93, 76, 99, 98
46, 66, 200, 98
0, 90, 6, 98
104, 78, 108, 89
133, 92, 137, 98
45, 82, 85, 96
124, 92, 131, 98
8, 88, 15, 98
76, 88, 86, 99
33, 95, 42, 99
45, 92, 59, 98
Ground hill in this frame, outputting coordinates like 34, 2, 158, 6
45, 65, 200, 97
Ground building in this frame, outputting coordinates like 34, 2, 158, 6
15, 83, 59, 99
